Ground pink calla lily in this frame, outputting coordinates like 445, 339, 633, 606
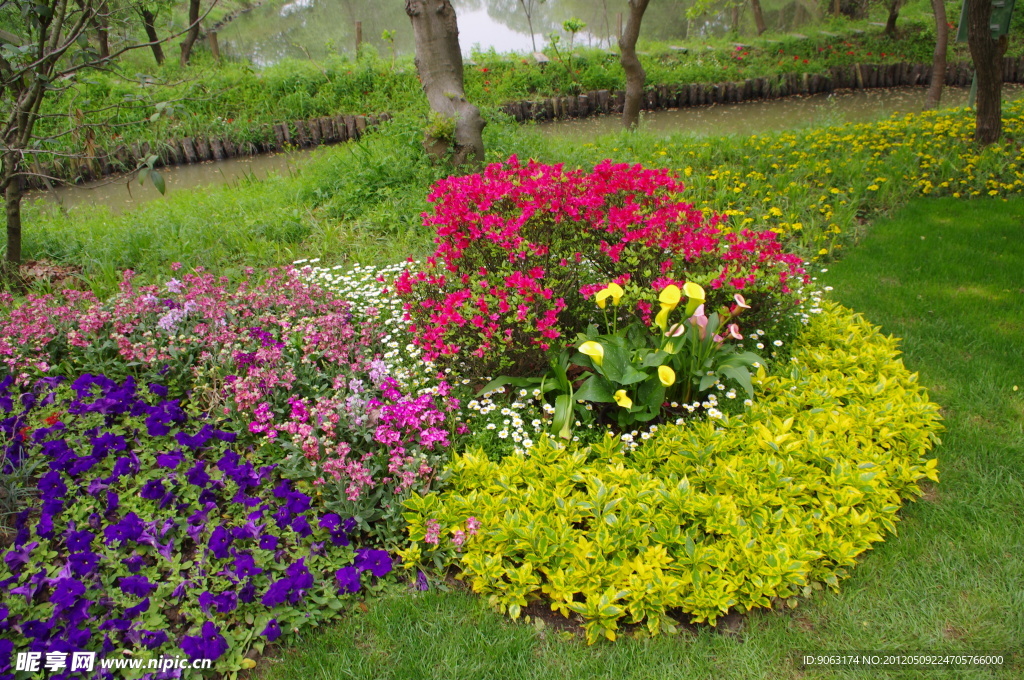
726, 323, 743, 340
689, 304, 708, 340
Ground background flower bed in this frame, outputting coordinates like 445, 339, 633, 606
400, 302, 943, 643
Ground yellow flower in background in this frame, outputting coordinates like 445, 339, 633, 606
595, 282, 624, 309
658, 366, 676, 387
579, 341, 604, 367
613, 390, 632, 409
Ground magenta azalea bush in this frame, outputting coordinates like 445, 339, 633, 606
394, 156, 809, 376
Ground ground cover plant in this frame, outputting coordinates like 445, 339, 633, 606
399, 302, 942, 643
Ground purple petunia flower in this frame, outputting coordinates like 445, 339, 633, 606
119, 575, 157, 597
180, 622, 229, 661
186, 461, 210, 488
156, 450, 184, 468
260, 619, 282, 642
335, 566, 361, 594
231, 550, 263, 577
38, 470, 67, 500
354, 549, 393, 578
139, 479, 164, 500
148, 383, 169, 398
50, 578, 86, 613
105, 512, 145, 546
239, 579, 257, 604
122, 554, 145, 573
259, 535, 279, 551
139, 629, 169, 649
176, 425, 214, 450
125, 597, 150, 619
198, 591, 237, 614
68, 552, 100, 577
208, 526, 233, 559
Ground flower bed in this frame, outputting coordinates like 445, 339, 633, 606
399, 302, 943, 643
0, 374, 390, 677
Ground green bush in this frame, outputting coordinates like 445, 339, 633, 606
399, 301, 942, 643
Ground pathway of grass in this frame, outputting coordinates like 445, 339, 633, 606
251, 197, 1023, 679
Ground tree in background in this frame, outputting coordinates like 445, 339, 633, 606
924, 0, 948, 109
179, 0, 201, 65
405, 0, 485, 166
883, 0, 903, 37
619, 0, 650, 129
966, 0, 1008, 144
135, 0, 172, 65
519, 0, 546, 52
0, 0, 209, 284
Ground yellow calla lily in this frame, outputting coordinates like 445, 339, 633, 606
613, 390, 632, 409
658, 284, 682, 310
658, 365, 676, 387
654, 307, 671, 332
595, 282, 624, 308
578, 341, 604, 367
683, 281, 706, 317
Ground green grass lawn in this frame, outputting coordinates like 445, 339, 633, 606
250, 196, 1023, 680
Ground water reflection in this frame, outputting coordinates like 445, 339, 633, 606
34, 85, 1020, 215
538, 85, 1024, 139
218, 0, 820, 66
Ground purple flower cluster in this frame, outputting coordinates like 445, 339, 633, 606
0, 371, 376, 677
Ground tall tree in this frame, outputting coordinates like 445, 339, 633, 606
750, 0, 767, 35
518, 0, 545, 53
179, 0, 201, 65
406, 0, 485, 166
884, 0, 902, 38
966, 0, 1008, 144
924, 0, 948, 110
619, 0, 650, 130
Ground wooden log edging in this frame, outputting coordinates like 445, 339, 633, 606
498, 59, 1024, 124
25, 112, 392, 190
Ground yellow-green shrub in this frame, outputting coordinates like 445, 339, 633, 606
400, 302, 942, 643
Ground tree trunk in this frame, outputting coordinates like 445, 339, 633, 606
141, 9, 165, 65
751, 0, 766, 35
406, 0, 485, 167
833, 0, 840, 16
619, 0, 650, 130
884, 0, 901, 38
179, 0, 201, 66
519, 0, 537, 53
967, 0, 1008, 144
4, 172, 23, 271
731, 5, 740, 34
924, 0, 947, 110
95, 0, 110, 58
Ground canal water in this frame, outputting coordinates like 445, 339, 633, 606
32, 85, 1023, 214
215, 0, 814, 65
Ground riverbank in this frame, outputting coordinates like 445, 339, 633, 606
24, 16, 1011, 185
19, 97, 1024, 297
25, 54, 1024, 189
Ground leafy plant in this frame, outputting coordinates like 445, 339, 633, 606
401, 302, 943, 643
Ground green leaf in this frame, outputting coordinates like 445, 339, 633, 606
151, 170, 166, 195
574, 374, 615, 402
552, 394, 572, 440
720, 365, 754, 397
